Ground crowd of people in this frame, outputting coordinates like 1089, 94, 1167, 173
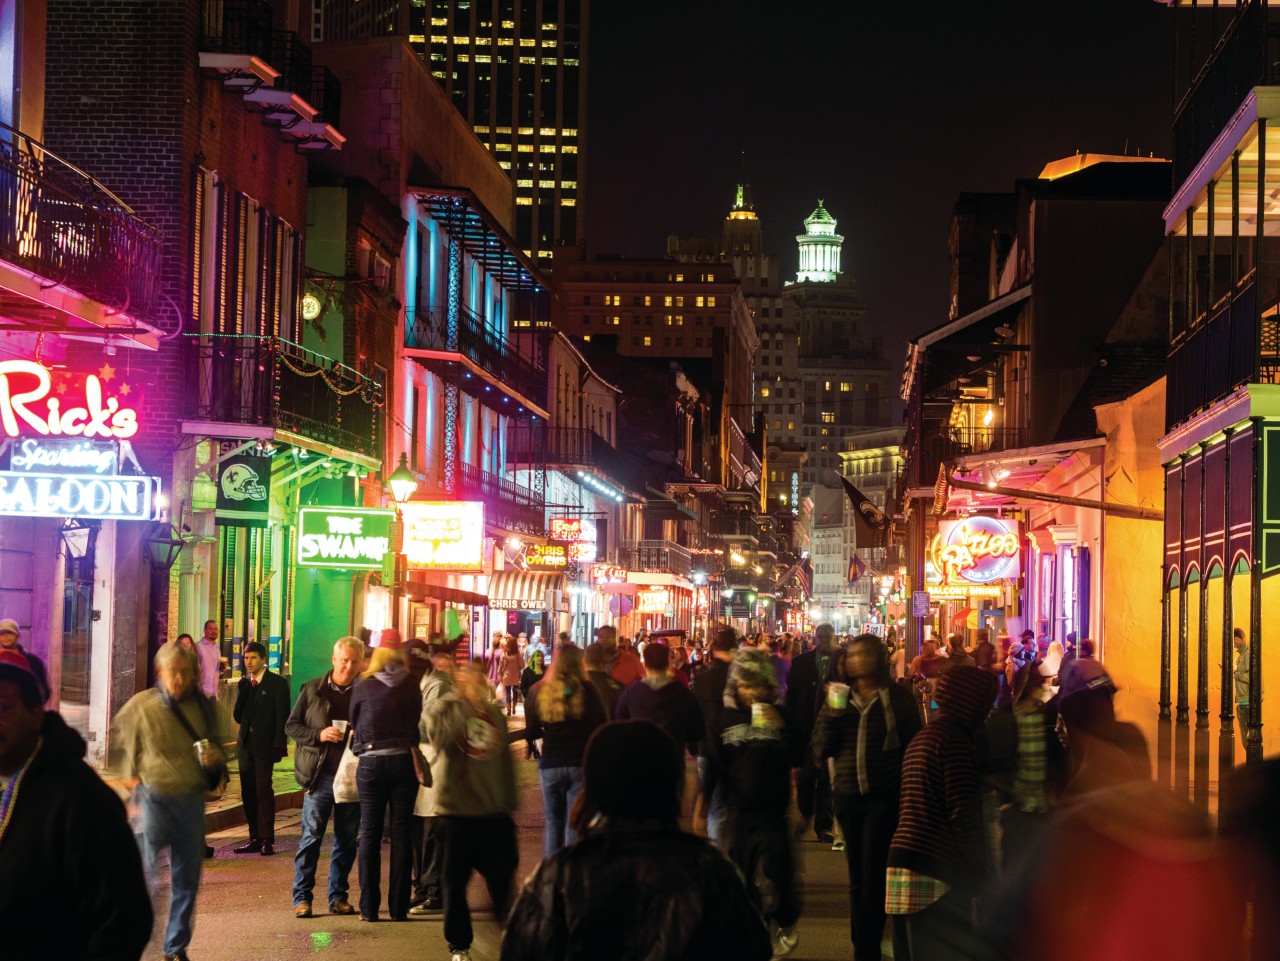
3, 615, 1279, 961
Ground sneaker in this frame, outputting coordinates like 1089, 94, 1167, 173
408, 897, 442, 915
814, 830, 835, 844
831, 837, 846, 852
451, 951, 473, 961
772, 925, 800, 959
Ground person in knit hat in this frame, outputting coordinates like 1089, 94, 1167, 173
887, 665, 997, 960
0, 649, 153, 958
501, 720, 772, 961
701, 648, 805, 958
0, 617, 48, 703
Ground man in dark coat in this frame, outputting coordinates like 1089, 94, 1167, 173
0, 649, 152, 960
784, 622, 839, 842
285, 637, 362, 917
233, 640, 291, 855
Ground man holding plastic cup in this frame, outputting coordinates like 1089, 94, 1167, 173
286, 637, 364, 918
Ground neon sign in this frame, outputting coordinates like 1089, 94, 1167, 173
401, 501, 485, 571
0, 361, 139, 439
636, 588, 671, 614
8, 438, 117, 474
526, 541, 569, 569
549, 517, 597, 561
297, 507, 395, 570
930, 517, 1021, 585
0, 471, 158, 520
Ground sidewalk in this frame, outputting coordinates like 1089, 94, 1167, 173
108, 705, 531, 834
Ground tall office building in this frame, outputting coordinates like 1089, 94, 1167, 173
316, 0, 587, 269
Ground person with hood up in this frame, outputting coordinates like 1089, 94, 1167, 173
0, 648, 153, 960
500, 720, 772, 961
887, 665, 998, 961
349, 640, 423, 922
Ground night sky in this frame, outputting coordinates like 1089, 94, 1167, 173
586, 0, 1173, 365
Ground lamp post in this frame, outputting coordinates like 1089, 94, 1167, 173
387, 453, 418, 632
145, 522, 187, 679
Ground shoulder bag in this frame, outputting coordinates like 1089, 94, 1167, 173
169, 694, 230, 801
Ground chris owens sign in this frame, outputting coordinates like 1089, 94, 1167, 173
0, 437, 159, 521
297, 507, 395, 570
930, 517, 1021, 585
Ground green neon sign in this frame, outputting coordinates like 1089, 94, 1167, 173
297, 506, 395, 570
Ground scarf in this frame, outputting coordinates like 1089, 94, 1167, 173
849, 687, 900, 795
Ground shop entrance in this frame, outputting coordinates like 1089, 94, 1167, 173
59, 521, 98, 740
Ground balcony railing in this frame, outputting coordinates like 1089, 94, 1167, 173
405, 305, 545, 408
186, 334, 383, 457
1166, 279, 1271, 430
200, 0, 341, 125
1172, 0, 1273, 187
914, 425, 1028, 488
410, 462, 546, 536
623, 539, 694, 577
506, 426, 632, 482
0, 122, 161, 320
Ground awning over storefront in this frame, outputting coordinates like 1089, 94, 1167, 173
403, 572, 488, 607
488, 569, 568, 611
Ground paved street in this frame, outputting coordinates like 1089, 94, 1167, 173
145, 740, 862, 961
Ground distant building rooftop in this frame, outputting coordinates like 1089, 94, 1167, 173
1038, 152, 1168, 181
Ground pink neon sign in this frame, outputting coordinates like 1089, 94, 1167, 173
0, 361, 139, 439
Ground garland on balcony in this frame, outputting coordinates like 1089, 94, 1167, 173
276, 349, 383, 404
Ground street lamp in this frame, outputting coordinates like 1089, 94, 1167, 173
387, 454, 418, 632
389, 453, 418, 504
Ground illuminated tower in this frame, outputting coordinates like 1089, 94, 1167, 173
796, 200, 844, 283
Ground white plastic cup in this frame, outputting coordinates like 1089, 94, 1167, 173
333, 719, 348, 734
827, 682, 850, 711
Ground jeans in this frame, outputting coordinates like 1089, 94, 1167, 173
539, 764, 584, 857
292, 771, 360, 907
726, 810, 802, 929
412, 816, 441, 902
356, 753, 417, 920
140, 787, 206, 957
239, 750, 277, 842
834, 790, 898, 961
795, 749, 834, 835
904, 888, 974, 961
695, 755, 728, 849
438, 814, 518, 952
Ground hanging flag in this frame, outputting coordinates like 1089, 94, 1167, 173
848, 554, 867, 587
216, 453, 272, 528
837, 474, 888, 549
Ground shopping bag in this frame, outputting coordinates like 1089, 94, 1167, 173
333, 742, 360, 804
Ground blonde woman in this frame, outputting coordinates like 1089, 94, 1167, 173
525, 645, 608, 856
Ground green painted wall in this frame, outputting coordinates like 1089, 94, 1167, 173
292, 567, 353, 688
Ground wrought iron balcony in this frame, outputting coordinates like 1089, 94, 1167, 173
1166, 279, 1269, 431
623, 539, 694, 577
1172, 0, 1275, 187
506, 426, 632, 484
404, 305, 546, 412
0, 121, 161, 323
185, 333, 383, 457
913, 425, 1028, 488
409, 462, 546, 536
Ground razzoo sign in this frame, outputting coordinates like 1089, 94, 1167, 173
0, 361, 139, 439
930, 517, 1021, 585
402, 501, 485, 571
297, 507, 395, 570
